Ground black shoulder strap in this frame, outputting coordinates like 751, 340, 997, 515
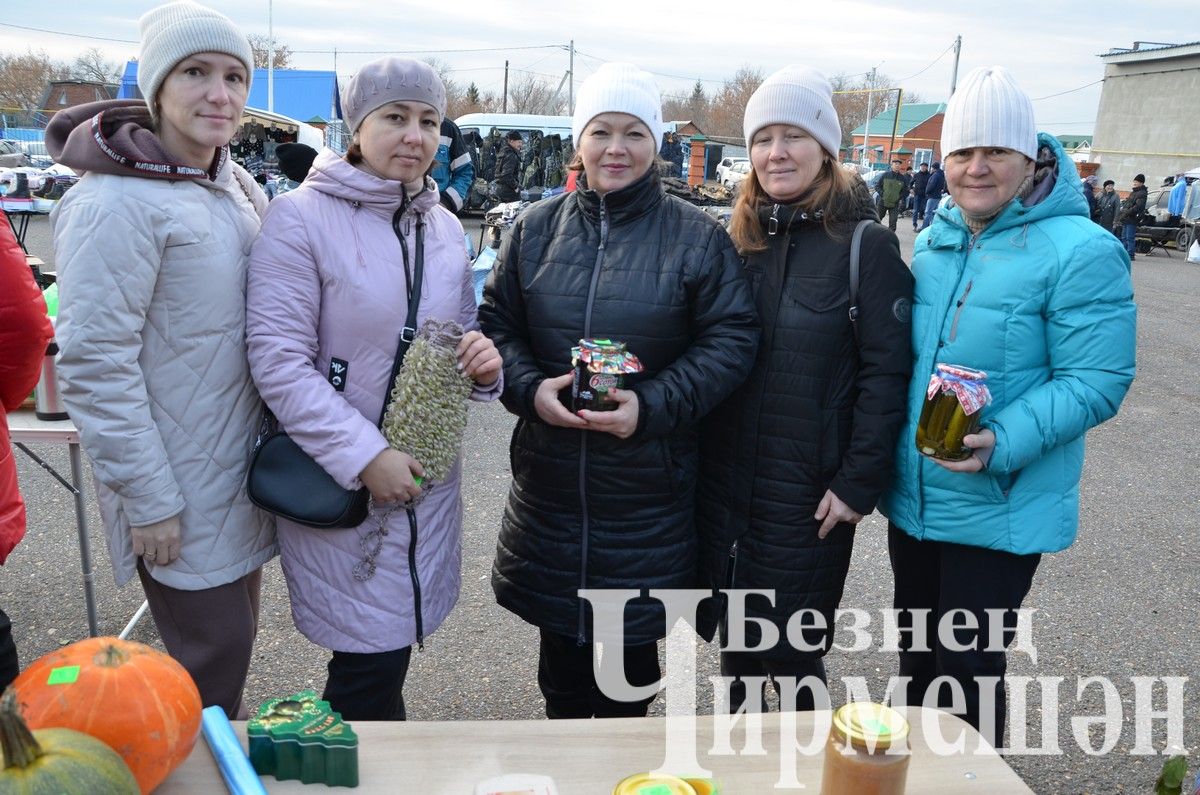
377, 212, 425, 427
848, 218, 874, 342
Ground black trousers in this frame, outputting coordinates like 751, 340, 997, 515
887, 523, 1040, 747
720, 651, 828, 713
0, 606, 18, 691
322, 647, 413, 721
538, 630, 661, 719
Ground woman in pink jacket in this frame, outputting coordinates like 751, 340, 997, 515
246, 57, 501, 721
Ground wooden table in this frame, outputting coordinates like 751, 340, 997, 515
159, 707, 1032, 793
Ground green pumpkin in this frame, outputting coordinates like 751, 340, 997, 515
0, 688, 139, 795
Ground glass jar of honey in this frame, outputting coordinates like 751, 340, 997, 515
915, 364, 992, 461
820, 702, 910, 795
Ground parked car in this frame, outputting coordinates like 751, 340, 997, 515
716, 156, 749, 184
1136, 181, 1200, 252
722, 159, 751, 191
0, 140, 29, 169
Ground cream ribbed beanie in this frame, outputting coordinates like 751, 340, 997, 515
137, 1, 253, 122
742, 65, 841, 157
571, 63, 663, 145
940, 66, 1037, 161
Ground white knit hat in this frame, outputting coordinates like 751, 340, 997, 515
571, 63, 663, 146
743, 65, 841, 158
137, 1, 253, 122
940, 66, 1037, 161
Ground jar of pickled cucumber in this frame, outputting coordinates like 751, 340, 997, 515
820, 702, 910, 795
915, 363, 992, 461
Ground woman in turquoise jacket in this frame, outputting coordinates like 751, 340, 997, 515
878, 67, 1136, 746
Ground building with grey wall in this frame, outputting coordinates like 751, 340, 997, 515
1091, 41, 1200, 189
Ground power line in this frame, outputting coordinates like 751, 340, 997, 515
0, 21, 567, 57
894, 43, 955, 82
0, 21, 136, 43
291, 44, 565, 56
1030, 79, 1103, 101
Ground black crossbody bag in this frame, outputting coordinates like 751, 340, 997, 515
247, 214, 425, 529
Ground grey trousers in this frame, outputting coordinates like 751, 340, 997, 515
136, 561, 263, 719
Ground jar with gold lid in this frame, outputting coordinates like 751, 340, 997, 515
915, 363, 992, 461
820, 702, 910, 795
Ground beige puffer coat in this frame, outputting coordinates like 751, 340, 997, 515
48, 99, 276, 589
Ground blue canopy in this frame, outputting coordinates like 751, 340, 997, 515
118, 60, 341, 123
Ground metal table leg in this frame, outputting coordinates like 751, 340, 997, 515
67, 443, 100, 637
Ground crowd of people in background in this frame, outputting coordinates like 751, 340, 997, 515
1, 0, 1141, 757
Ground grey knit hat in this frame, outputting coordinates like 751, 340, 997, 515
137, 1, 253, 121
743, 65, 841, 158
342, 57, 446, 134
940, 66, 1037, 161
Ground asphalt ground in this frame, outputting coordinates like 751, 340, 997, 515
9, 210, 1199, 794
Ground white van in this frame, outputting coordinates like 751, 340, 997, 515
455, 113, 573, 141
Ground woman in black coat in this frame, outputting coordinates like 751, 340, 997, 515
479, 63, 758, 719
696, 65, 914, 712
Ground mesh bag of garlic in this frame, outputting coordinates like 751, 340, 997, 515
381, 318, 474, 483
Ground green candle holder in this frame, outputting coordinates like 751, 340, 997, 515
247, 690, 358, 788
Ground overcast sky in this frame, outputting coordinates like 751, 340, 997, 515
2, 1, 1191, 135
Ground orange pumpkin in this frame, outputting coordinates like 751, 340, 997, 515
10, 637, 202, 794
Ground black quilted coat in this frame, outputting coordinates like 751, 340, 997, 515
696, 197, 913, 659
479, 169, 759, 644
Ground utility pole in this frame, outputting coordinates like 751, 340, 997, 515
949, 35, 962, 98
502, 60, 509, 113
267, 0, 274, 112
569, 40, 574, 113
862, 66, 876, 168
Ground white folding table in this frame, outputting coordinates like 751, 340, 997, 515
8, 409, 149, 638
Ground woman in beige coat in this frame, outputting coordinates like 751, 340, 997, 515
48, 2, 274, 717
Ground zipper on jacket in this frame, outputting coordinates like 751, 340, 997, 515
576, 197, 609, 645
948, 279, 974, 343
768, 204, 780, 236
406, 507, 424, 650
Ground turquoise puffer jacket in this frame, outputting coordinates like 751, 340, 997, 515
879, 133, 1136, 554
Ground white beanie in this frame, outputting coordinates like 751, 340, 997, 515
743, 65, 841, 158
571, 63, 663, 146
940, 66, 1037, 161
137, 1, 254, 121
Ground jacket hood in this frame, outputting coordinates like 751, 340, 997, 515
928, 132, 1086, 243
302, 148, 439, 218
45, 99, 227, 182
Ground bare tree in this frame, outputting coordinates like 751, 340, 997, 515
71, 47, 119, 84
506, 73, 565, 115
706, 66, 762, 138
662, 79, 709, 129
453, 81, 499, 118
247, 34, 292, 69
830, 71, 926, 152
0, 49, 71, 123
